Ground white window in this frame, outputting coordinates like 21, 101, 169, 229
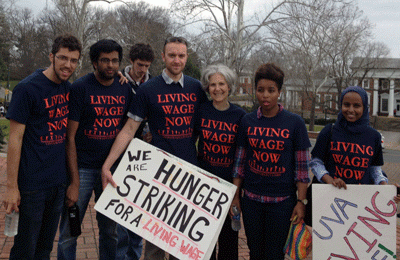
381, 79, 389, 90
296, 92, 301, 107
367, 92, 371, 110
362, 79, 369, 89
324, 94, 332, 109
315, 94, 321, 109
240, 76, 250, 84
336, 95, 339, 109
395, 79, 400, 90
381, 98, 388, 112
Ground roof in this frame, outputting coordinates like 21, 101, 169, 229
351, 57, 400, 70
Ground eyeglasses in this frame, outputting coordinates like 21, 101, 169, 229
55, 55, 79, 65
99, 58, 120, 64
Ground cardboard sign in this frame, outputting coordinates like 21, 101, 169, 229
312, 184, 397, 259
95, 138, 237, 260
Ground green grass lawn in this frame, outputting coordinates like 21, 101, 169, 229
306, 125, 324, 132
0, 80, 19, 91
0, 118, 10, 141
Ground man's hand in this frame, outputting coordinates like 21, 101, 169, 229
65, 183, 80, 207
101, 167, 117, 190
3, 186, 20, 214
143, 132, 152, 143
117, 71, 129, 84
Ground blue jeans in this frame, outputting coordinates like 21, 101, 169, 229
241, 195, 296, 260
116, 224, 143, 260
10, 183, 66, 260
58, 168, 118, 260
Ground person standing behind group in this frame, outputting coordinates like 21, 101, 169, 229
117, 43, 155, 260
122, 43, 154, 94
57, 39, 133, 260
101, 36, 208, 260
231, 63, 311, 260
3, 34, 81, 259
194, 64, 246, 260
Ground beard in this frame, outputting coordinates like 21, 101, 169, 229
53, 58, 72, 82
97, 68, 116, 81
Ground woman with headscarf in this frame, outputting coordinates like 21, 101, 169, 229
310, 86, 388, 187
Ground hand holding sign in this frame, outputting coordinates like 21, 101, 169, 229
95, 138, 237, 260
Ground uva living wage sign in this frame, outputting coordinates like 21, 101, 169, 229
312, 184, 397, 259
95, 138, 237, 260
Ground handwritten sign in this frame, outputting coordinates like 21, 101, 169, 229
312, 184, 397, 259
95, 138, 237, 260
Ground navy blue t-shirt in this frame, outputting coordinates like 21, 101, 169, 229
130, 75, 208, 165
195, 101, 246, 182
237, 109, 311, 197
6, 69, 69, 191
311, 124, 383, 184
68, 73, 133, 169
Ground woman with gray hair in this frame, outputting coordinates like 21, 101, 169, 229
194, 64, 246, 260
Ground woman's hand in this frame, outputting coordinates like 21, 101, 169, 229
331, 178, 347, 189
3, 186, 20, 214
291, 201, 305, 224
322, 174, 347, 189
394, 183, 400, 204
230, 196, 241, 217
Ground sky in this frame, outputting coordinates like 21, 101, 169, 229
17, 0, 400, 58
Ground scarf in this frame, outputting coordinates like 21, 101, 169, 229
334, 86, 370, 134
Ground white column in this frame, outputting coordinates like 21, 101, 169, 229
373, 79, 379, 116
389, 79, 395, 117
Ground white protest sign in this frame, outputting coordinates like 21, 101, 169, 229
95, 138, 237, 260
312, 184, 397, 259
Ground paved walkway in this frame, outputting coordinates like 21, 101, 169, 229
380, 130, 400, 151
0, 152, 398, 259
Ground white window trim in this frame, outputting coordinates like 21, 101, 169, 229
362, 79, 369, 89
381, 79, 389, 90
324, 94, 332, 110
380, 93, 389, 113
315, 94, 321, 109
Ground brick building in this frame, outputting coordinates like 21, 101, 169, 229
351, 57, 400, 117
279, 58, 400, 118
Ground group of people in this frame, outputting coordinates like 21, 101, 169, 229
2, 33, 400, 260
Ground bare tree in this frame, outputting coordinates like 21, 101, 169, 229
111, 1, 174, 75
271, 0, 383, 130
6, 8, 51, 79
0, 1, 11, 81
171, 0, 306, 75
3, 0, 179, 80
347, 42, 390, 85
323, 6, 389, 104
47, 0, 125, 45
